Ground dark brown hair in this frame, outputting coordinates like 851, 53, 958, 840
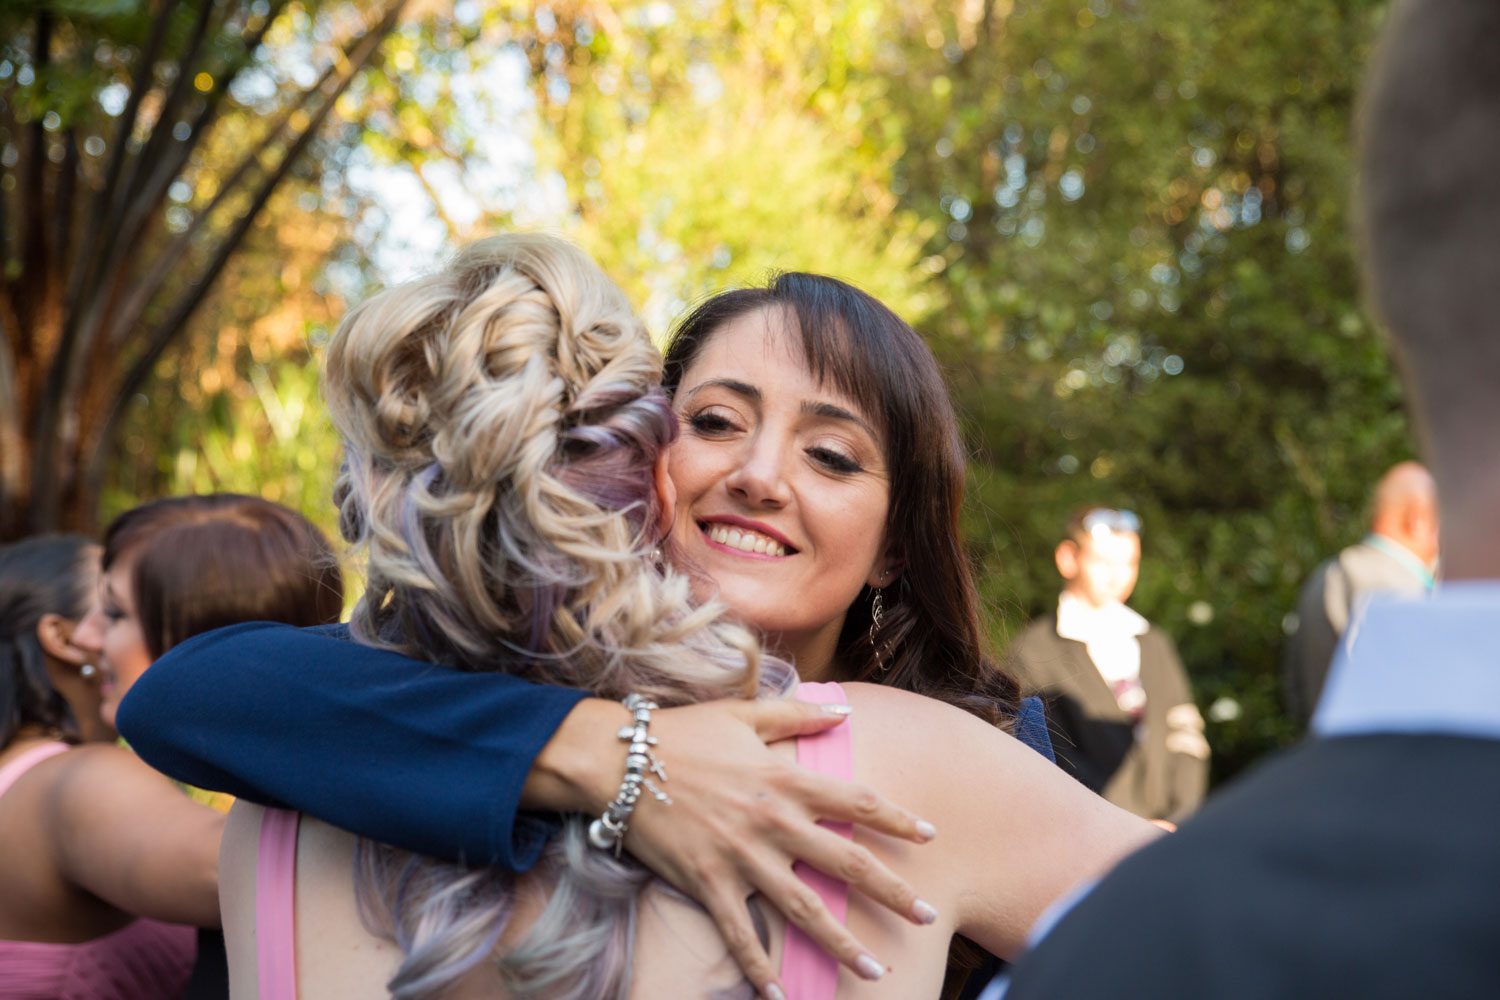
663, 272, 1021, 729
1359, 0, 1500, 475
102, 494, 343, 658
0, 535, 97, 747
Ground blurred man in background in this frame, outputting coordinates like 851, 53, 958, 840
1007, 507, 1208, 823
1283, 461, 1438, 727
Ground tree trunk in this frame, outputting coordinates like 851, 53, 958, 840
0, 0, 408, 542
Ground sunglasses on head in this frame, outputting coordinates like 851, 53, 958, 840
1081, 508, 1141, 537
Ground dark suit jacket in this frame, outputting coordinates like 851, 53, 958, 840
1283, 540, 1430, 728
1008, 612, 1207, 821
1007, 733, 1500, 999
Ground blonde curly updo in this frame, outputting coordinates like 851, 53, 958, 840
324, 234, 787, 999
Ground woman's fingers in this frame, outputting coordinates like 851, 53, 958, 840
780, 761, 938, 846
699, 882, 786, 1000
729, 699, 938, 845
730, 695, 854, 742
739, 849, 889, 983
622, 697, 937, 993
767, 817, 936, 928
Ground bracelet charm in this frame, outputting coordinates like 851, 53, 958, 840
588, 694, 671, 857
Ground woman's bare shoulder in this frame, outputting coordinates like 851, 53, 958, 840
835, 682, 1159, 956
46, 744, 185, 812
836, 682, 1059, 795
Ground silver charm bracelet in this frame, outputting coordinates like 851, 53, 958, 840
587, 693, 672, 857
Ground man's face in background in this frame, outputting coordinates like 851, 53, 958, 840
1057, 528, 1141, 609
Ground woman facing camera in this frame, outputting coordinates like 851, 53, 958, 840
214, 235, 1156, 1000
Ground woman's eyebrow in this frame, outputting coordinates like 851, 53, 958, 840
802, 400, 876, 437
684, 378, 759, 402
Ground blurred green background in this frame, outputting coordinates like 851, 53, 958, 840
2, 0, 1404, 782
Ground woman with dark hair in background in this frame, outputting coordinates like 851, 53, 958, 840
0, 533, 206, 999
0, 496, 343, 998
0, 535, 109, 750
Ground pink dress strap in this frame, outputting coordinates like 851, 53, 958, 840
256, 807, 301, 1000
780, 681, 855, 1000
0, 741, 198, 1000
0, 742, 69, 799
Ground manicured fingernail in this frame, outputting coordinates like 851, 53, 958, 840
916, 820, 937, 842
822, 703, 854, 717
855, 954, 885, 980
913, 899, 938, 924
764, 986, 787, 1000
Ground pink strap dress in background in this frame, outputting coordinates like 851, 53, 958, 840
0, 742, 197, 1000
253, 681, 857, 1000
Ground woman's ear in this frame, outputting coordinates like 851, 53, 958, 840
36, 613, 89, 666
866, 552, 904, 590
652, 449, 677, 540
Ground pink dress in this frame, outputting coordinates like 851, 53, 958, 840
0, 742, 197, 1000
254, 682, 857, 999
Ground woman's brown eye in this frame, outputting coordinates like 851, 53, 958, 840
809, 447, 862, 474
688, 413, 735, 434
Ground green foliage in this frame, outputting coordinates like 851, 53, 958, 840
891, 0, 1401, 777
105, 354, 341, 540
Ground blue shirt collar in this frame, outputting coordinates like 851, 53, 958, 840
1313, 581, 1500, 740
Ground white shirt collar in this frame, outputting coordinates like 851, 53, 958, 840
1055, 592, 1149, 643
1313, 580, 1500, 740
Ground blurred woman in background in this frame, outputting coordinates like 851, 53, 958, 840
0, 496, 342, 999
76, 493, 345, 736
0, 533, 206, 999
0, 535, 109, 749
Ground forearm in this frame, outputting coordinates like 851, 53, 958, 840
520, 696, 631, 814
117, 622, 588, 869
53, 748, 225, 927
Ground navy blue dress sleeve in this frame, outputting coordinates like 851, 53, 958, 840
115, 621, 588, 871
1014, 694, 1056, 763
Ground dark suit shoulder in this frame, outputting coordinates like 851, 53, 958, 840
1008, 734, 1500, 999
1006, 613, 1073, 691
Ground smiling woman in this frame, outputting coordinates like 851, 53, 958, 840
663, 273, 1019, 720
668, 308, 895, 679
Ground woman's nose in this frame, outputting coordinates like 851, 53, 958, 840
725, 437, 791, 508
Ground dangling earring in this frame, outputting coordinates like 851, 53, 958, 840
869, 586, 890, 672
